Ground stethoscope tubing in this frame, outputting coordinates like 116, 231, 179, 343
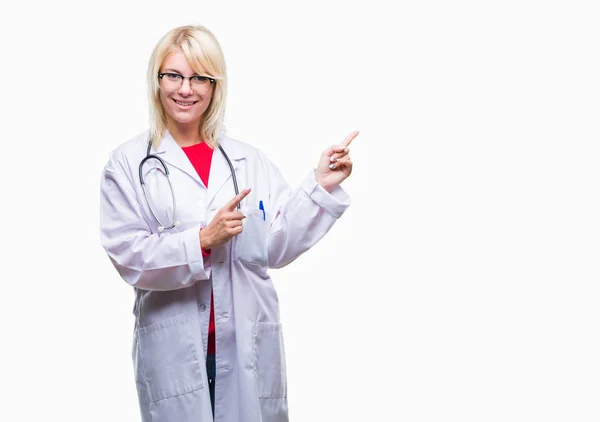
218, 145, 240, 207
139, 139, 240, 232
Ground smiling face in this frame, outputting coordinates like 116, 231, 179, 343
159, 49, 214, 134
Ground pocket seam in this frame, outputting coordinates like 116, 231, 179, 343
138, 314, 204, 402
252, 322, 287, 399
234, 211, 270, 267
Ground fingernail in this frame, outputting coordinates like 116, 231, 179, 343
329, 163, 335, 169
330, 156, 336, 162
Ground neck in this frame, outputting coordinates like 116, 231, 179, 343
167, 120, 203, 147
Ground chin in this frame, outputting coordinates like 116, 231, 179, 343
175, 116, 200, 124
170, 111, 203, 125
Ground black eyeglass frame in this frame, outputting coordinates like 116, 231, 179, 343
157, 72, 216, 87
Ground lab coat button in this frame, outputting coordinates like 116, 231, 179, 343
220, 312, 229, 320
199, 303, 207, 312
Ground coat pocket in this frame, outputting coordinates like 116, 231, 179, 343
234, 208, 269, 267
253, 322, 287, 398
138, 314, 203, 402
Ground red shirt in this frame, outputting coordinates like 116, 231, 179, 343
181, 142, 216, 355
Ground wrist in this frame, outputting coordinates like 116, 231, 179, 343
320, 184, 333, 193
315, 173, 332, 193
316, 177, 334, 193
199, 228, 213, 251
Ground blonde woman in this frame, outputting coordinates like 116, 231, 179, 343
100, 24, 358, 422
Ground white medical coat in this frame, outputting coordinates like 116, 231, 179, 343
99, 131, 350, 422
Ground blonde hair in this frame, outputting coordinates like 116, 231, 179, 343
147, 25, 227, 147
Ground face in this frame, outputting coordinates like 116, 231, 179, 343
159, 50, 214, 131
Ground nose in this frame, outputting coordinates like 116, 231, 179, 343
177, 78, 194, 95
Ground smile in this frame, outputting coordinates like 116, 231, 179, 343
173, 99, 198, 106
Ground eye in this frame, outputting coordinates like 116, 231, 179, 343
165, 73, 182, 81
191, 76, 210, 84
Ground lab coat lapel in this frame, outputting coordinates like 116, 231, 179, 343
207, 137, 245, 209
154, 132, 204, 187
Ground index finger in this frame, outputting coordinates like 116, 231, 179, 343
224, 188, 251, 211
340, 130, 360, 148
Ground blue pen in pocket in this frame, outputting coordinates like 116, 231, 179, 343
258, 200, 265, 221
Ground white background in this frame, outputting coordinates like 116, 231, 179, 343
1, 1, 599, 421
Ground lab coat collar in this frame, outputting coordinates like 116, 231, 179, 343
151, 131, 204, 187
207, 134, 246, 209
150, 131, 246, 206
215, 134, 246, 161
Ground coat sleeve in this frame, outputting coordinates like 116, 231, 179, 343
100, 152, 211, 291
266, 159, 350, 269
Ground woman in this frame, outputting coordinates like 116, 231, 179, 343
100, 24, 357, 422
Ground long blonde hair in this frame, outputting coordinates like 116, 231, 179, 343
147, 25, 227, 147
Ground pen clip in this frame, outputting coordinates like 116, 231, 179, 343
258, 200, 265, 221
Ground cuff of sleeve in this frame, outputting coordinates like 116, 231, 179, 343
184, 225, 211, 279
200, 228, 212, 257
301, 170, 351, 218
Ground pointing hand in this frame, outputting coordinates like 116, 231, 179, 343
315, 131, 359, 192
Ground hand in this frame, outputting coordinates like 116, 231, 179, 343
315, 131, 359, 192
200, 188, 251, 250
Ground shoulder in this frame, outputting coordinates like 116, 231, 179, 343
218, 133, 287, 183
110, 130, 150, 160
218, 133, 273, 166
104, 130, 150, 172
218, 133, 259, 156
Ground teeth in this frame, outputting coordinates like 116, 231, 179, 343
175, 100, 194, 106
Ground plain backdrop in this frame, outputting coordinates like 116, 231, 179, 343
1, 1, 599, 421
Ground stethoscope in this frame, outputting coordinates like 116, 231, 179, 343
139, 139, 240, 232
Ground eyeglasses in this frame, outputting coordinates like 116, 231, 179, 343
158, 72, 216, 94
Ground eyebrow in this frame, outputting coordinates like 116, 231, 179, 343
163, 68, 201, 76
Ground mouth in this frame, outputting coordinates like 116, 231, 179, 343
172, 99, 199, 107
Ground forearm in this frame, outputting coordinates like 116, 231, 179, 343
268, 170, 350, 268
103, 225, 211, 291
